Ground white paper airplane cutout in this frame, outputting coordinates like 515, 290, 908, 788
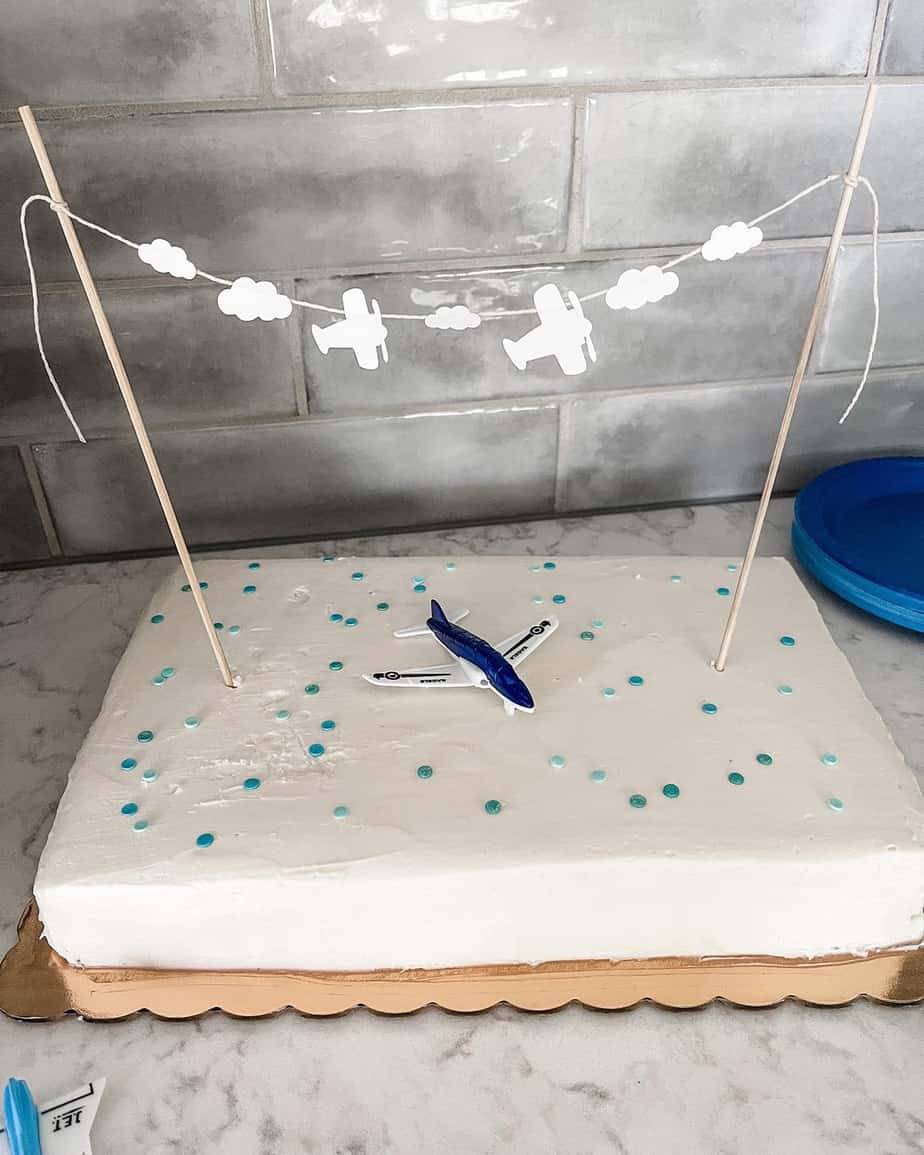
502, 283, 596, 375
311, 288, 389, 370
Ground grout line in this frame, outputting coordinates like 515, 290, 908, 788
1, 229, 918, 301
564, 94, 587, 256
552, 399, 573, 512
2, 364, 916, 449
252, 0, 278, 92
867, 0, 891, 78
17, 444, 63, 556
5, 75, 923, 125
281, 274, 310, 416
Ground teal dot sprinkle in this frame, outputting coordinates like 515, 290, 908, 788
248, 561, 261, 570
329, 660, 343, 671
413, 576, 424, 584
150, 614, 165, 624
662, 783, 680, 799
591, 618, 605, 629
121, 802, 138, 816
484, 799, 503, 815
628, 675, 644, 687
161, 667, 176, 679
152, 675, 166, 686
414, 583, 427, 593
549, 755, 567, 769
304, 683, 320, 695
728, 772, 745, 786
756, 753, 773, 766
137, 730, 154, 743
529, 563, 542, 572
351, 571, 364, 581
121, 758, 137, 771
329, 613, 344, 623
777, 684, 793, 696
320, 719, 336, 731
181, 583, 191, 592
228, 625, 241, 636
200, 581, 208, 589
376, 602, 390, 611
196, 832, 214, 848
345, 617, 358, 627
779, 635, 796, 647
276, 709, 290, 721
701, 702, 718, 715
213, 622, 224, 630
821, 752, 839, 766
580, 630, 595, 641
417, 764, 433, 779
727, 563, 739, 572
670, 575, 682, 582
333, 805, 350, 819
184, 716, 200, 730
133, 819, 149, 832
322, 555, 335, 563
827, 797, 844, 812
590, 769, 607, 783
629, 794, 647, 809
142, 769, 158, 782
308, 743, 325, 757
243, 584, 257, 595
445, 562, 457, 571
602, 687, 616, 698
552, 594, 566, 604
533, 596, 544, 604
543, 561, 556, 570
716, 586, 730, 596
243, 777, 261, 791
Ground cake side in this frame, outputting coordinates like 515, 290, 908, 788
34, 556, 924, 969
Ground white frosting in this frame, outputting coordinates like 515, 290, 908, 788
35, 557, 924, 970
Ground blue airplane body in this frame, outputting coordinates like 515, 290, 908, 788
427, 599, 535, 712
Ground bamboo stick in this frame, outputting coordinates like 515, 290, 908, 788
713, 83, 879, 672
18, 105, 235, 689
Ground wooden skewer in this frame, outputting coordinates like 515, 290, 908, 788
18, 105, 236, 689
713, 82, 879, 673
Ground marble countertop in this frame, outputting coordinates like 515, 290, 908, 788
1, 499, 921, 1154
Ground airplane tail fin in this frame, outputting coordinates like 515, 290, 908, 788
312, 323, 330, 355
429, 599, 449, 625
502, 337, 527, 371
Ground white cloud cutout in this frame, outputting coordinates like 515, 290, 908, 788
604, 265, 679, 311
138, 238, 196, 279
217, 277, 293, 322
424, 304, 482, 330
701, 221, 763, 262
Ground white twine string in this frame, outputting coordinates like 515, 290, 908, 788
837, 175, 880, 424
18, 171, 879, 438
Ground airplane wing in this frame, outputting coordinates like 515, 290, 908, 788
493, 616, 559, 667
363, 663, 471, 688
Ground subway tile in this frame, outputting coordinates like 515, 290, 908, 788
0, 446, 50, 564
816, 239, 924, 373
33, 407, 559, 555
268, 0, 874, 95
0, 0, 259, 107
880, 0, 924, 75
0, 284, 298, 439
1, 102, 572, 286
558, 374, 924, 512
583, 85, 924, 250
297, 248, 822, 414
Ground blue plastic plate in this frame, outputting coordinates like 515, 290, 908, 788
792, 457, 924, 632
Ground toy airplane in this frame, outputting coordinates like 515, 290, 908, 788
363, 599, 558, 715
1, 1079, 105, 1155
311, 288, 388, 369
502, 283, 596, 375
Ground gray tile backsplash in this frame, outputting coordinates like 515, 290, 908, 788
880, 0, 924, 76
0, 447, 50, 563
268, 0, 875, 95
0, 284, 298, 439
298, 248, 822, 414
33, 406, 559, 555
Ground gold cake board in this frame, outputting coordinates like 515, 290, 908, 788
0, 903, 922, 1020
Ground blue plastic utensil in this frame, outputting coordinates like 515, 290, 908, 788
2, 1079, 42, 1155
